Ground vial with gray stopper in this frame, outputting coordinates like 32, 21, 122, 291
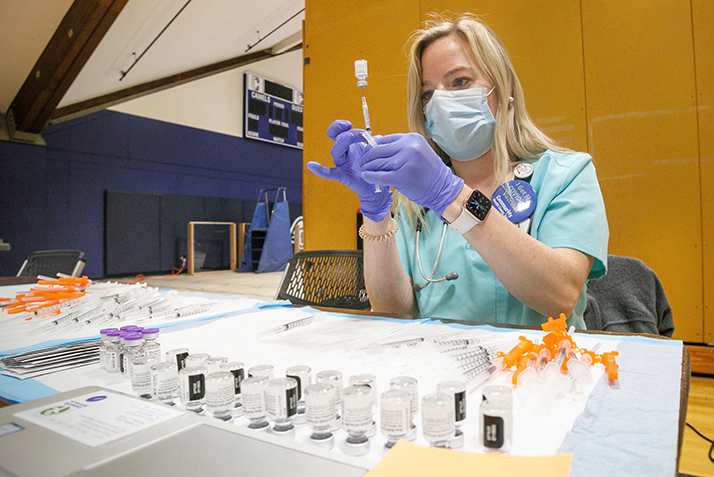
342, 385, 373, 456
165, 348, 189, 373
248, 364, 274, 379
480, 385, 513, 453
242, 376, 270, 430
206, 356, 228, 374
304, 383, 335, 449
436, 380, 467, 448
390, 376, 418, 440
206, 371, 235, 421
421, 393, 455, 448
380, 389, 411, 449
179, 355, 207, 413
316, 370, 343, 430
151, 361, 179, 406
267, 377, 298, 439
286, 365, 311, 425
220, 361, 245, 416
349, 373, 378, 437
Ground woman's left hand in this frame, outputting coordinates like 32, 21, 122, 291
360, 133, 463, 219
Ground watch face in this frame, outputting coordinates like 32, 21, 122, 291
465, 189, 492, 221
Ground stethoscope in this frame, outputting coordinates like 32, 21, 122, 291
413, 163, 536, 292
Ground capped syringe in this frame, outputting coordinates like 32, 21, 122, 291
355, 59, 381, 193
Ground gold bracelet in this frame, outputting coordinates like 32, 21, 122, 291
359, 218, 399, 242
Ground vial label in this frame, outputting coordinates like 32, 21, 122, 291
106, 351, 119, 372
483, 415, 504, 449
153, 372, 179, 396
454, 390, 466, 421
230, 368, 244, 394
306, 399, 335, 427
175, 352, 189, 372
207, 384, 235, 411
120, 353, 126, 374
182, 374, 205, 401
242, 391, 265, 417
286, 373, 302, 399
132, 366, 152, 394
146, 347, 162, 362
381, 408, 410, 434
268, 387, 298, 419
422, 413, 453, 442
342, 402, 372, 431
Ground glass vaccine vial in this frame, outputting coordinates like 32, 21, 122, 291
242, 376, 270, 430
304, 383, 336, 449
206, 356, 229, 374
480, 385, 513, 452
421, 393, 455, 448
286, 365, 312, 425
131, 355, 156, 399
179, 355, 208, 413
99, 328, 118, 371
380, 389, 411, 449
390, 376, 418, 440
220, 361, 245, 415
165, 348, 189, 373
248, 364, 275, 380
267, 377, 298, 439
316, 370, 343, 430
141, 328, 162, 362
206, 371, 236, 421
104, 330, 122, 373
152, 361, 179, 406
349, 374, 378, 437
437, 380, 467, 448
121, 332, 144, 378
342, 385, 373, 456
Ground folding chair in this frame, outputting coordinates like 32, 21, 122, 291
275, 250, 370, 310
17, 250, 87, 278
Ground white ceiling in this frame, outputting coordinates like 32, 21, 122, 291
0, 0, 304, 116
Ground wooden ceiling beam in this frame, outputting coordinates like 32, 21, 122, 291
50, 46, 290, 124
7, 0, 128, 140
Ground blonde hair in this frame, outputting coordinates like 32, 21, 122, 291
399, 13, 568, 224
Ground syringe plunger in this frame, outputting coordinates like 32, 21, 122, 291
355, 60, 368, 87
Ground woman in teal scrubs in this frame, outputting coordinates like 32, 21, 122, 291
307, 14, 608, 328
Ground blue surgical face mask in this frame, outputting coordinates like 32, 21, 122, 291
424, 87, 495, 162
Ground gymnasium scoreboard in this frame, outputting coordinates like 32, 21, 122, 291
243, 73, 303, 149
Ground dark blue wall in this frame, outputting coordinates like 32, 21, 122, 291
0, 110, 302, 277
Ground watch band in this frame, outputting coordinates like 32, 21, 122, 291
448, 207, 479, 234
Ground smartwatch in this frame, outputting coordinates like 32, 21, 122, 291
447, 189, 492, 234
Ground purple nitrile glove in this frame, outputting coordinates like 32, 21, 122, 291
306, 120, 393, 222
360, 133, 464, 219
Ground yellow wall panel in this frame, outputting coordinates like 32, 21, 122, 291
303, 0, 419, 251
419, 1, 587, 151
581, 0, 702, 341
693, 0, 714, 342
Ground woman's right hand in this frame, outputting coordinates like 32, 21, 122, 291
306, 120, 393, 222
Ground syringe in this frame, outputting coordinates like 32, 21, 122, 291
257, 314, 316, 338
355, 59, 381, 193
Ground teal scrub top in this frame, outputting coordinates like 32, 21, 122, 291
394, 150, 609, 329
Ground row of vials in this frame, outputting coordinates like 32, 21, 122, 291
97, 327, 513, 455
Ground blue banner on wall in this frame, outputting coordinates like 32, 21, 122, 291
243, 73, 303, 149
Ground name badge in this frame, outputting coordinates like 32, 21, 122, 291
491, 180, 537, 224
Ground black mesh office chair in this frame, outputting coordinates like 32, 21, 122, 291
275, 250, 370, 310
17, 250, 87, 278
583, 254, 674, 336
